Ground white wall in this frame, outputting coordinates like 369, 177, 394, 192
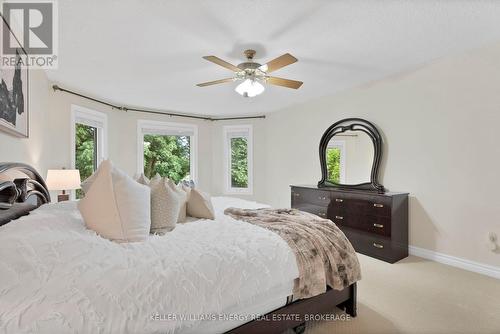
251, 42, 500, 268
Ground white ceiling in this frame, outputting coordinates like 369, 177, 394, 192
47, 0, 500, 117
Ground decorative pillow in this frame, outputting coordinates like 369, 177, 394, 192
135, 173, 150, 185
149, 177, 182, 234
80, 163, 103, 194
166, 179, 188, 222
181, 180, 195, 188
77, 160, 151, 242
186, 188, 215, 220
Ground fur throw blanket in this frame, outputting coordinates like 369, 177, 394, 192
224, 207, 361, 300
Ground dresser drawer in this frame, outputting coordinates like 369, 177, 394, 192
328, 211, 390, 236
365, 215, 391, 236
329, 211, 348, 226
368, 197, 392, 217
291, 187, 331, 207
293, 203, 328, 219
330, 195, 391, 218
341, 227, 405, 263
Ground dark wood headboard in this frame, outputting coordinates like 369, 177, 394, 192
0, 163, 51, 226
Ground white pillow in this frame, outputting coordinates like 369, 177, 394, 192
149, 177, 182, 234
80, 164, 102, 194
186, 188, 215, 220
77, 160, 151, 242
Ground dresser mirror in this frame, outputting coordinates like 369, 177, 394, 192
318, 118, 385, 192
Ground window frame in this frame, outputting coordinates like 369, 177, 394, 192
136, 120, 198, 183
223, 124, 253, 195
70, 105, 108, 198
327, 140, 346, 184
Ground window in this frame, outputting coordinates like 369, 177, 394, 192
223, 125, 253, 194
137, 120, 197, 183
326, 141, 345, 184
71, 105, 108, 199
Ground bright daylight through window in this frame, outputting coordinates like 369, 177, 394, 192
224, 125, 253, 194
75, 123, 97, 198
71, 106, 108, 199
137, 120, 197, 183
143, 134, 191, 183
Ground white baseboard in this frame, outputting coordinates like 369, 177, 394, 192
409, 245, 500, 280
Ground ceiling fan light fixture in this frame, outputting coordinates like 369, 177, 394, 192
197, 50, 303, 95
235, 79, 265, 98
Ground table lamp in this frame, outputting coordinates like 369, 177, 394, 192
46, 169, 81, 202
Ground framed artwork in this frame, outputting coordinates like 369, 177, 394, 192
0, 15, 29, 138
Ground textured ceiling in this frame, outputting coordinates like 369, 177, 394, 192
46, 0, 500, 116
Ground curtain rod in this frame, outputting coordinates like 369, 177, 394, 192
52, 85, 266, 121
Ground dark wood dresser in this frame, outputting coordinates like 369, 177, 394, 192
291, 185, 409, 263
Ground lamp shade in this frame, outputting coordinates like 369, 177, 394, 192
46, 169, 81, 191
235, 79, 265, 97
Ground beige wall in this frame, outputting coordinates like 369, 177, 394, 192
210, 118, 267, 202
3, 42, 500, 269
334, 132, 374, 184
0, 69, 51, 174
1, 71, 214, 198
250, 42, 500, 268
47, 89, 213, 192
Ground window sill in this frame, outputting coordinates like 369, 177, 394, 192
224, 189, 253, 196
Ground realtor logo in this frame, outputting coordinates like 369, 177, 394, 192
1, 0, 58, 68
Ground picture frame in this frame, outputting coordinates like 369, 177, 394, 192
0, 14, 29, 138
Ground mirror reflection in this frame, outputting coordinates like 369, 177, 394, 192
326, 130, 374, 185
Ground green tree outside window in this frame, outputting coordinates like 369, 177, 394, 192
143, 135, 191, 183
75, 123, 97, 199
230, 137, 248, 188
326, 147, 341, 183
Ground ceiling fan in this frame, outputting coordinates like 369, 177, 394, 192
196, 49, 303, 98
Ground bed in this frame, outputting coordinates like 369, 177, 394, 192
0, 163, 358, 334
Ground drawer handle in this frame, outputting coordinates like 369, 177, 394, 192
373, 242, 384, 249
373, 203, 384, 208
335, 198, 343, 202
335, 215, 343, 220
373, 223, 384, 228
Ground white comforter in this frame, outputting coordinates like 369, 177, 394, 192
0, 197, 298, 334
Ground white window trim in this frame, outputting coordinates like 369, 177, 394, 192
136, 120, 198, 183
327, 140, 346, 184
223, 124, 253, 195
70, 105, 108, 198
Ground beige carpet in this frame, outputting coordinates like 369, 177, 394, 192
296, 254, 500, 334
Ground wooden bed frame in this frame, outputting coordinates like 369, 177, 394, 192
226, 284, 356, 334
0, 162, 357, 334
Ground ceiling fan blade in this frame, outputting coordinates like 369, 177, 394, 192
267, 76, 303, 89
260, 53, 298, 73
202, 56, 241, 72
196, 78, 234, 87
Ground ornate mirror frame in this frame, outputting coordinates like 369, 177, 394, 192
318, 118, 385, 192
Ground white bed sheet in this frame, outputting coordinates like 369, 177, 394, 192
0, 197, 298, 334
